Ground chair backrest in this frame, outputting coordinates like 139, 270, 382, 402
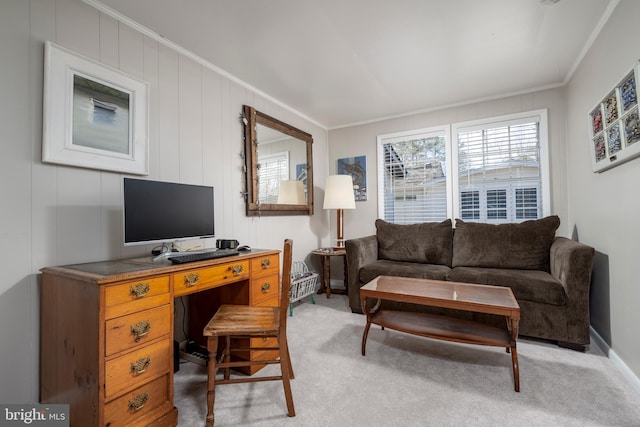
279, 239, 293, 326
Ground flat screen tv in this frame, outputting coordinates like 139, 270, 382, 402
123, 178, 215, 247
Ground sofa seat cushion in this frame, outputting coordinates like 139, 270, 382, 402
359, 260, 451, 284
447, 266, 566, 306
452, 216, 560, 272
376, 219, 453, 266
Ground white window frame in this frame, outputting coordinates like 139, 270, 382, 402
377, 126, 453, 223
257, 151, 289, 204
451, 109, 550, 221
376, 109, 550, 224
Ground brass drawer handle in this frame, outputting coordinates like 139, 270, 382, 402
184, 273, 200, 287
261, 283, 271, 293
261, 259, 271, 269
131, 321, 151, 342
128, 392, 149, 412
130, 356, 151, 375
130, 282, 150, 298
229, 264, 244, 276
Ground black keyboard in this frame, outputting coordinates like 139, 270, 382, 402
168, 249, 240, 264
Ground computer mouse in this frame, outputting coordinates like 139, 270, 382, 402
237, 245, 251, 251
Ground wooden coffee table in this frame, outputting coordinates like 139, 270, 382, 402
360, 276, 521, 392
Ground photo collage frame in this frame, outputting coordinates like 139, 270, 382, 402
589, 62, 640, 172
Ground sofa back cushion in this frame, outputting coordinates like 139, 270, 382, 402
376, 219, 453, 266
452, 216, 560, 271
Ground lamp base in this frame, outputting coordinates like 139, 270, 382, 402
332, 239, 346, 251
334, 209, 346, 252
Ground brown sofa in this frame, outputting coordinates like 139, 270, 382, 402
345, 216, 595, 350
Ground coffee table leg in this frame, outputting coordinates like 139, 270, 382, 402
508, 316, 520, 392
511, 345, 520, 392
361, 296, 371, 356
361, 321, 372, 356
360, 297, 383, 356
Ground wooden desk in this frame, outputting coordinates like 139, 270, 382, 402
40, 249, 280, 427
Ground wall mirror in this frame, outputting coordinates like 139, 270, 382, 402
243, 105, 314, 216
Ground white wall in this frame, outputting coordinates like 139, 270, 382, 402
0, 0, 329, 403
329, 88, 569, 239
565, 0, 640, 379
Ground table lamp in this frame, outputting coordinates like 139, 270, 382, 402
277, 180, 305, 204
323, 175, 356, 249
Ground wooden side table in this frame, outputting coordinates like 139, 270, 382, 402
312, 248, 348, 298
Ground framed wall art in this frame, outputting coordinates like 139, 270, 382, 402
337, 155, 367, 201
589, 63, 640, 173
42, 41, 149, 175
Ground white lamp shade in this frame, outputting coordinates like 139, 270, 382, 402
277, 180, 305, 204
323, 175, 356, 209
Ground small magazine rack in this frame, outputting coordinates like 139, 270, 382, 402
288, 262, 319, 316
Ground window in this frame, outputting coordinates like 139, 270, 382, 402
460, 191, 479, 220
377, 127, 451, 224
378, 110, 549, 224
257, 151, 289, 204
515, 187, 539, 219
453, 110, 549, 222
486, 189, 507, 219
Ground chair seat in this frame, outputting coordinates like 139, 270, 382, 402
203, 305, 280, 337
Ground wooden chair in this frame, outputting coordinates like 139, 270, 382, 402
203, 239, 295, 426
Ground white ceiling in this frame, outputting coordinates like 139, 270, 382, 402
91, 0, 617, 129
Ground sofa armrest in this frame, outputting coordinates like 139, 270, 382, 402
345, 235, 378, 313
550, 236, 595, 344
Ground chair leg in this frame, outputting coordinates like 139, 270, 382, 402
278, 335, 295, 417
224, 336, 231, 380
206, 336, 219, 427
284, 341, 294, 380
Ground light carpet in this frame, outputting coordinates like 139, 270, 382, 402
174, 294, 640, 426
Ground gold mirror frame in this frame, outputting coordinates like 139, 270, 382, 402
243, 105, 314, 216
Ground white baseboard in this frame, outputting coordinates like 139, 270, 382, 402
590, 326, 640, 397
329, 279, 347, 291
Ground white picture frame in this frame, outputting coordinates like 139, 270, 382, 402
42, 41, 149, 175
588, 62, 640, 173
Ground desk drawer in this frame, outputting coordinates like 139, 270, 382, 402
173, 261, 250, 296
250, 254, 279, 278
105, 277, 170, 319
251, 273, 280, 305
105, 305, 171, 357
104, 374, 171, 427
105, 339, 171, 399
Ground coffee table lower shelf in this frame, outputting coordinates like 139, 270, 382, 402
366, 310, 511, 347
362, 309, 519, 392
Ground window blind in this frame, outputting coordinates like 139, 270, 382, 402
257, 151, 289, 204
377, 110, 548, 226
380, 132, 448, 224
456, 119, 542, 222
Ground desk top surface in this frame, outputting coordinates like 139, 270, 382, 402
41, 249, 279, 284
